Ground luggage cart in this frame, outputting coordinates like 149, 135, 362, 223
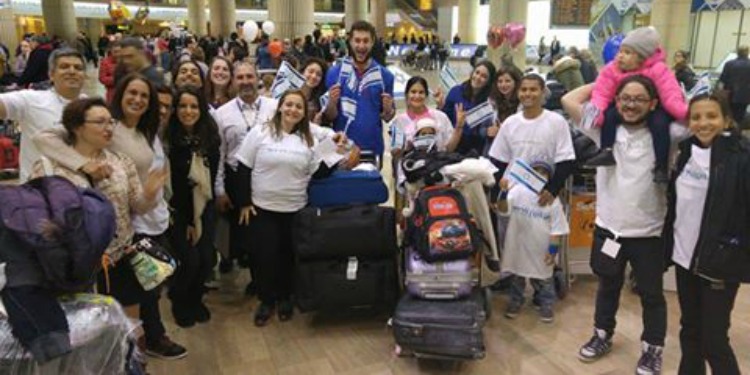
560, 168, 597, 280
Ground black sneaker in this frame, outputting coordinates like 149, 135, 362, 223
194, 301, 211, 323
277, 300, 294, 322
585, 149, 617, 167
504, 301, 522, 319
635, 342, 663, 375
578, 328, 613, 362
145, 336, 188, 360
254, 303, 274, 327
171, 302, 195, 328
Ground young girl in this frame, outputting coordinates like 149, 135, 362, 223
586, 27, 688, 182
497, 161, 569, 323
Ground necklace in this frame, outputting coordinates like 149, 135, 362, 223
236, 97, 261, 130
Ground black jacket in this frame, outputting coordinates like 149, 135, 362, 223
663, 131, 750, 283
674, 65, 696, 92
169, 135, 220, 227
719, 56, 750, 104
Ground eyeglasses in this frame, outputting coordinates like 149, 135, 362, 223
85, 118, 118, 129
617, 95, 652, 106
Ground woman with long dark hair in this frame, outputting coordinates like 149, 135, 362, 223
436, 60, 496, 155
664, 92, 750, 375
299, 57, 339, 125
166, 86, 221, 328
233, 89, 345, 327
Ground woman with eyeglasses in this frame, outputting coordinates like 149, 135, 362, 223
166, 86, 221, 328
33, 73, 188, 359
28, 96, 167, 348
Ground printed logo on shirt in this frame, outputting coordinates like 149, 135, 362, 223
511, 203, 551, 221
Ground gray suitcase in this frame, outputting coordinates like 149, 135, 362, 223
404, 247, 474, 300
392, 290, 486, 360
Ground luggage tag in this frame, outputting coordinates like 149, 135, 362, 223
601, 238, 621, 259
346, 256, 359, 280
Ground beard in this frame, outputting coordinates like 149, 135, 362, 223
620, 110, 651, 127
352, 49, 371, 64
238, 84, 257, 98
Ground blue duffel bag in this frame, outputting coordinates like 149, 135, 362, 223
308, 169, 388, 207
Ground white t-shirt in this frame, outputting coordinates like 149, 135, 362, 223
131, 137, 170, 236
0, 90, 84, 181
234, 124, 322, 212
580, 123, 690, 237
672, 145, 711, 270
488, 109, 576, 167
501, 183, 569, 279
214, 96, 278, 196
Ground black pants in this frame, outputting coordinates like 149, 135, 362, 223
136, 233, 169, 345
169, 205, 216, 306
676, 266, 740, 375
600, 104, 672, 170
730, 102, 748, 125
1, 286, 70, 363
591, 226, 667, 345
249, 207, 296, 305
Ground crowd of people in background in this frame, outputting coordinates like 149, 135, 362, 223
0, 18, 750, 375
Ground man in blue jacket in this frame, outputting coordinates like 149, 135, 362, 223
325, 20, 395, 161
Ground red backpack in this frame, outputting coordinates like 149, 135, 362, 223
0, 136, 18, 170
406, 185, 482, 263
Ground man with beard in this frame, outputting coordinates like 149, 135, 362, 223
0, 48, 94, 182
213, 61, 277, 292
561, 75, 689, 375
325, 20, 395, 161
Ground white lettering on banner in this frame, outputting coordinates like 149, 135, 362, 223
506, 159, 548, 195
270, 61, 306, 99
386, 44, 479, 59
464, 101, 495, 129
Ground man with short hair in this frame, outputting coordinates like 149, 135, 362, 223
562, 75, 689, 375
115, 36, 164, 87
0, 48, 87, 181
719, 45, 750, 124
325, 20, 395, 160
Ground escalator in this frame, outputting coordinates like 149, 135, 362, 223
392, 0, 437, 30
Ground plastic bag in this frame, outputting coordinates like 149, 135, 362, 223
0, 293, 137, 375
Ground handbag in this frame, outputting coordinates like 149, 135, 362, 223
129, 237, 176, 291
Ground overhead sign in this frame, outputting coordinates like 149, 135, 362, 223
551, 0, 595, 27
386, 44, 479, 60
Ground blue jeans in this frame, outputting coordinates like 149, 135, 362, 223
509, 275, 556, 308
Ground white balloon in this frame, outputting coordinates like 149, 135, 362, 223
242, 21, 259, 42
262, 21, 275, 35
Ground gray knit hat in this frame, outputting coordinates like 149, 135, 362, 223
621, 27, 661, 58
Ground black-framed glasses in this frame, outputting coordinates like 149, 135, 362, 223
85, 118, 118, 129
616, 95, 651, 106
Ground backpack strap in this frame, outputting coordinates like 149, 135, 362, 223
40, 156, 54, 176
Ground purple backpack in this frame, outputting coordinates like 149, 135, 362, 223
0, 176, 117, 292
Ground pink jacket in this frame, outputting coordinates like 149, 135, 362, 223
591, 48, 687, 127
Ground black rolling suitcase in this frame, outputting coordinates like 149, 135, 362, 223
295, 256, 398, 313
294, 205, 397, 261
392, 290, 487, 360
